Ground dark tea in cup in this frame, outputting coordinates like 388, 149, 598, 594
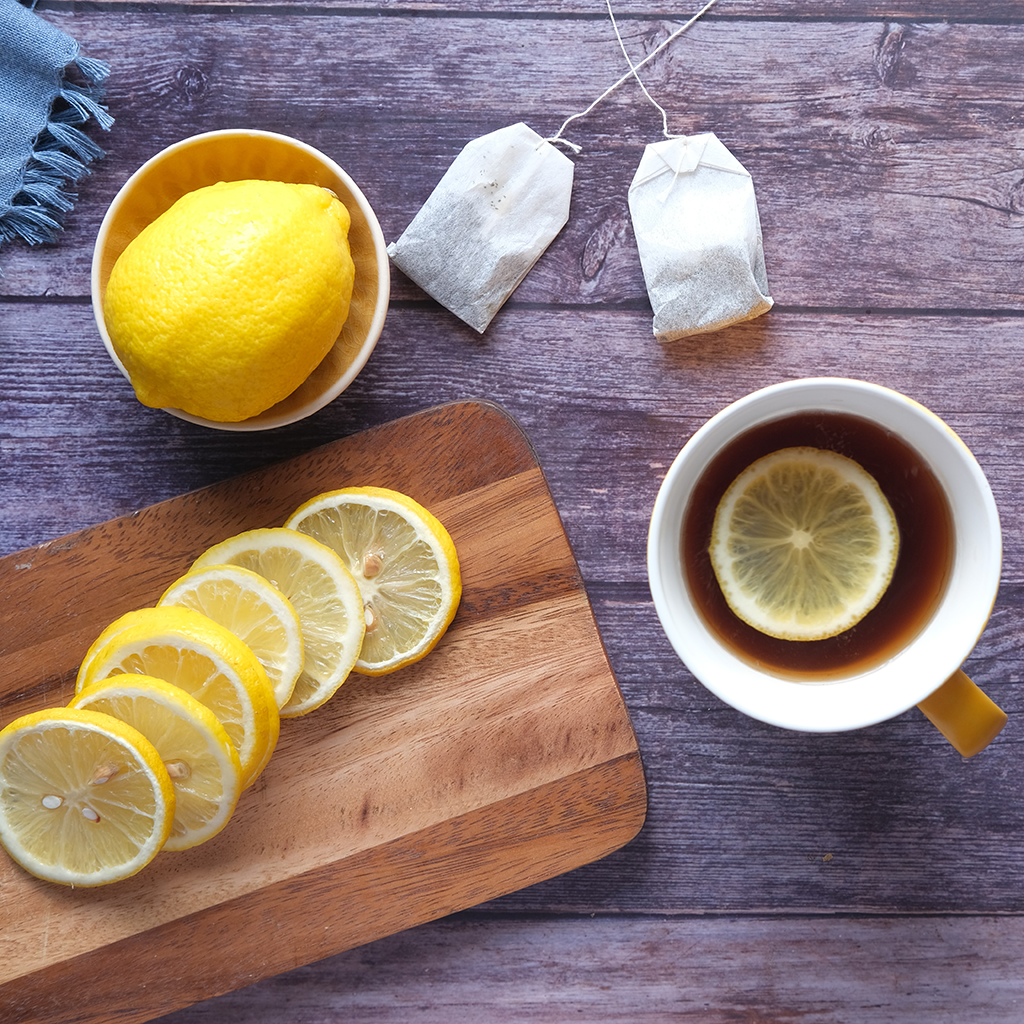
681, 409, 955, 681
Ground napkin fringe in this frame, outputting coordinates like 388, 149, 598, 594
0, 54, 113, 247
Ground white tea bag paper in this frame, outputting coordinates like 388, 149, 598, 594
628, 132, 772, 342
387, 122, 574, 333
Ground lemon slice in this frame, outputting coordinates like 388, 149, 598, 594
285, 487, 462, 675
158, 564, 304, 711
0, 707, 175, 886
709, 447, 899, 641
70, 675, 242, 851
191, 529, 364, 717
76, 606, 279, 788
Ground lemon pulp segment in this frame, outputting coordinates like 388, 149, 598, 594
76, 605, 278, 788
77, 605, 166, 688
159, 563, 304, 711
70, 675, 242, 851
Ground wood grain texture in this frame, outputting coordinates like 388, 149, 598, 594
0, 402, 645, 1024
4, 13, 1024, 311
3, 760, 643, 1024
28, 1, 1024, 18
4, 304, 1022, 582
4, 0, 1024, 1020
147, 912, 1024, 1024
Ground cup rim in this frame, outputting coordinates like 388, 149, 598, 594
90, 128, 391, 432
647, 376, 1002, 733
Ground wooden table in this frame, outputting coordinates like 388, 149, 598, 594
3, 0, 1023, 1019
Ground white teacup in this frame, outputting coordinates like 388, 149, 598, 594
647, 377, 1006, 755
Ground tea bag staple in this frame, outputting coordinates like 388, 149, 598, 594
628, 132, 772, 342
387, 122, 574, 333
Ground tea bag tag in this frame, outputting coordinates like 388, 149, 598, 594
627, 132, 773, 342
387, 122, 574, 333
637, 133, 706, 184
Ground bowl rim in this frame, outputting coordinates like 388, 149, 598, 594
90, 128, 391, 432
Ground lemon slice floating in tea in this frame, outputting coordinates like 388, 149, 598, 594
709, 447, 899, 641
0, 707, 175, 886
70, 675, 242, 852
285, 487, 461, 676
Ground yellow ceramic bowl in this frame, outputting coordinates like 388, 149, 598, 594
91, 129, 390, 431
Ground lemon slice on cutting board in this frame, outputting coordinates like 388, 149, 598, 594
0, 707, 175, 886
76, 606, 278, 788
285, 486, 461, 676
709, 447, 899, 641
70, 675, 242, 852
158, 563, 304, 711
190, 529, 364, 717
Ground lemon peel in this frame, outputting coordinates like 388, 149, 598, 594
76, 605, 279, 788
70, 675, 243, 852
191, 529, 365, 717
158, 563, 304, 711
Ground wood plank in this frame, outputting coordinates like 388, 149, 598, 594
3, 16, 1024, 309
0, 401, 645, 1024
2, 760, 644, 1024
4, 303, 1023, 577
150, 912, 1024, 1024
29, 1, 1024, 19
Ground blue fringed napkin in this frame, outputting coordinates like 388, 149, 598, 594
0, 0, 112, 250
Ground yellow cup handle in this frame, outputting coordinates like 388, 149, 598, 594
917, 669, 1007, 757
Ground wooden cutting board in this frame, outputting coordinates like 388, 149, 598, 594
0, 400, 647, 1024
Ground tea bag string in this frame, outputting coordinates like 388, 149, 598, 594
545, 0, 719, 154
607, 0, 685, 140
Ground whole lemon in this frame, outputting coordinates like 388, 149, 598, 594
103, 179, 355, 423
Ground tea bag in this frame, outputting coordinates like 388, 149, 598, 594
585, 0, 770, 340
387, 122, 574, 333
627, 132, 773, 341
